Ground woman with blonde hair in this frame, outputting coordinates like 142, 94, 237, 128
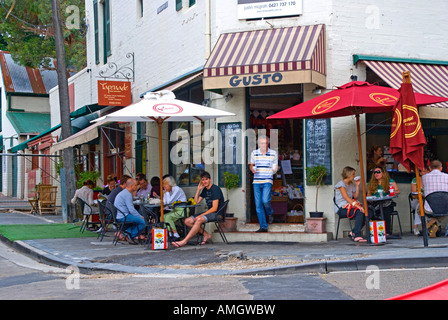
334, 166, 366, 242
367, 166, 400, 236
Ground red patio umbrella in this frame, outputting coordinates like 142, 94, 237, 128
390, 71, 428, 246
268, 81, 448, 240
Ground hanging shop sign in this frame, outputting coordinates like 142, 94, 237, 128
98, 80, 132, 106
237, 0, 302, 20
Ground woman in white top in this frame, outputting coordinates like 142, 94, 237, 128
162, 176, 187, 239
334, 166, 366, 242
71, 179, 95, 216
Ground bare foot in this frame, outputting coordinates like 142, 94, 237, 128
200, 233, 212, 245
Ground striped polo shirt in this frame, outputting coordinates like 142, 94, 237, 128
251, 148, 278, 184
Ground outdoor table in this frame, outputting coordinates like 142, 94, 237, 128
367, 194, 399, 241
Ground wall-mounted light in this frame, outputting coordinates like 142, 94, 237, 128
224, 93, 233, 102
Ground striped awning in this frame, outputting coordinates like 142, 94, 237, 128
203, 24, 326, 90
357, 57, 448, 109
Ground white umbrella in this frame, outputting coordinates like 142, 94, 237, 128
94, 90, 235, 222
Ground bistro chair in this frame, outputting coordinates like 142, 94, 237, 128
213, 200, 230, 244
333, 196, 353, 240
408, 193, 416, 233
140, 205, 159, 246
97, 200, 113, 241
424, 192, 448, 217
76, 198, 100, 233
172, 202, 196, 239
37, 185, 58, 215
110, 204, 137, 246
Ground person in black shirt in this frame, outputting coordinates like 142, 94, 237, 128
171, 171, 224, 247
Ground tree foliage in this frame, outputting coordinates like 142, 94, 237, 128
0, 0, 86, 71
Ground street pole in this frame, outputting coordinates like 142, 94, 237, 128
51, 0, 77, 222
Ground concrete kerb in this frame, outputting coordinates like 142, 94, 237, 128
6, 234, 448, 277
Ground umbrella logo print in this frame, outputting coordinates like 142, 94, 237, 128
369, 93, 398, 106
312, 97, 340, 115
403, 104, 422, 138
390, 108, 402, 139
153, 103, 183, 114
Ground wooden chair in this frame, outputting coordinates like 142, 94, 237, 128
37, 185, 58, 215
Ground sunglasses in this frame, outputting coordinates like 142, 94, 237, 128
374, 170, 383, 174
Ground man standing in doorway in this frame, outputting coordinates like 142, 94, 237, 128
250, 135, 278, 232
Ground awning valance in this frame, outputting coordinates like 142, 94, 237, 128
50, 120, 107, 153
355, 56, 448, 109
203, 24, 326, 90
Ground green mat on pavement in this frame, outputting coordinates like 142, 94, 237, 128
0, 224, 97, 241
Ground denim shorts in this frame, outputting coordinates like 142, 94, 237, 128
192, 211, 222, 223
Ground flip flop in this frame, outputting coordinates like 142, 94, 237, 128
171, 241, 182, 248
353, 237, 367, 243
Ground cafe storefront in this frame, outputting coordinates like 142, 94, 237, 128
203, 24, 328, 237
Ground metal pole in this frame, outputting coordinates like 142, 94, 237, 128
356, 114, 370, 243
51, 0, 77, 221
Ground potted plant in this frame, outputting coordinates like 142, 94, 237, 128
305, 165, 328, 218
221, 171, 241, 232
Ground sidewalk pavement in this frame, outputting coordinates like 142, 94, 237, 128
1, 210, 448, 276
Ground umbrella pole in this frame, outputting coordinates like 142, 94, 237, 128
157, 120, 164, 223
415, 164, 428, 247
356, 114, 370, 243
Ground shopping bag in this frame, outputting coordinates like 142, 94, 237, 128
369, 220, 386, 244
152, 228, 167, 250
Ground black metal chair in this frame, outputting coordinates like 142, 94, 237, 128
76, 198, 100, 233
97, 200, 113, 241
213, 200, 230, 244
408, 193, 416, 233
424, 191, 448, 216
390, 204, 403, 236
140, 205, 159, 246
423, 191, 448, 237
333, 197, 353, 240
109, 204, 137, 246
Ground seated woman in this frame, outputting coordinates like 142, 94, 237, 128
162, 176, 187, 239
71, 179, 95, 217
102, 174, 116, 196
334, 166, 366, 242
367, 145, 387, 172
149, 176, 161, 198
410, 166, 429, 236
367, 166, 401, 236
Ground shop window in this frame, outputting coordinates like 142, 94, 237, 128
169, 81, 204, 185
103, 0, 111, 63
102, 123, 125, 181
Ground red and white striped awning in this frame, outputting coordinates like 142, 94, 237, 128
361, 59, 448, 109
203, 24, 326, 90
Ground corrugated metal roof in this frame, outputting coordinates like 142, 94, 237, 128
0, 51, 58, 94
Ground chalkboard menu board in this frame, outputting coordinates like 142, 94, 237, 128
218, 122, 242, 187
305, 119, 332, 185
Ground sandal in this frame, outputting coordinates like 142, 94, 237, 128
353, 237, 367, 243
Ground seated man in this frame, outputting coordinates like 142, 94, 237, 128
422, 160, 448, 237
106, 175, 131, 212
171, 171, 224, 247
114, 178, 146, 244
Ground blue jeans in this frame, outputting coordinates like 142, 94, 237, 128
253, 183, 273, 229
118, 214, 146, 239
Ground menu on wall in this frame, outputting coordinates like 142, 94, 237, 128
305, 119, 332, 185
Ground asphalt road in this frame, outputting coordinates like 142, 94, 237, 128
1, 241, 447, 302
